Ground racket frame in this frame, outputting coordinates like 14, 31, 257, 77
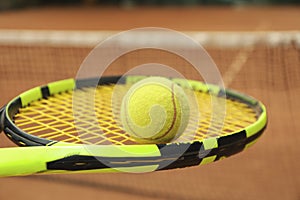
0, 76, 267, 176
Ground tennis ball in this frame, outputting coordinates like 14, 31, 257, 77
121, 77, 190, 143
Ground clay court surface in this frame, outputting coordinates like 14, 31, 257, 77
0, 6, 299, 200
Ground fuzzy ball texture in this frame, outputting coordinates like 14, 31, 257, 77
121, 77, 190, 143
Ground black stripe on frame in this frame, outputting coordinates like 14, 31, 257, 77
218, 130, 247, 147
215, 141, 246, 160
159, 155, 202, 170
47, 155, 109, 170
158, 141, 203, 157
76, 78, 101, 88
0, 106, 5, 132
157, 141, 203, 170
47, 155, 166, 171
161, 126, 266, 170
214, 127, 266, 161
41, 86, 50, 98
98, 76, 123, 85
4, 127, 48, 146
7, 97, 21, 118
76, 76, 123, 89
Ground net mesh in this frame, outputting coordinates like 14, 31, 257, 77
1, 31, 299, 103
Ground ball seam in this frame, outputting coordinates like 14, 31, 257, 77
153, 83, 177, 140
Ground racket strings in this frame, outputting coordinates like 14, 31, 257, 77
14, 84, 257, 145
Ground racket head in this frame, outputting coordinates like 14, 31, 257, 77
0, 75, 267, 171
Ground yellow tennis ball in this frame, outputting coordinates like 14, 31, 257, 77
121, 77, 190, 143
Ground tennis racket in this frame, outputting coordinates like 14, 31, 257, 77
0, 75, 267, 177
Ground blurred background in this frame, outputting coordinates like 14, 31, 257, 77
0, 0, 299, 10
0, 0, 299, 200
